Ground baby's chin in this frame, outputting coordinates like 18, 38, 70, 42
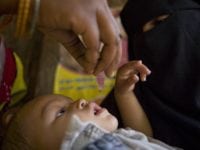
105, 114, 118, 132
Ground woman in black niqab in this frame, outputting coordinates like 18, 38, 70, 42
121, 0, 200, 149
102, 0, 200, 149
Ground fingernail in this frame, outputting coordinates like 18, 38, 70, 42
109, 71, 116, 78
148, 70, 151, 75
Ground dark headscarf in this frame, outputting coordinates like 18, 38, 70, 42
121, 0, 200, 34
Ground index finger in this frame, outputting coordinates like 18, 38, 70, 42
80, 18, 101, 74
94, 7, 121, 77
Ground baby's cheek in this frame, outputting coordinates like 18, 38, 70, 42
108, 115, 118, 130
100, 114, 118, 132
75, 112, 93, 123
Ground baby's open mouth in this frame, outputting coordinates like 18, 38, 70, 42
93, 104, 103, 115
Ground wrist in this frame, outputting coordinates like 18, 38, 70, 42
114, 88, 133, 100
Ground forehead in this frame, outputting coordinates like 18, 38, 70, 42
37, 94, 72, 103
35, 95, 73, 105
19, 95, 73, 116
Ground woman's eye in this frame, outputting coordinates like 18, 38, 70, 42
154, 19, 163, 26
56, 108, 66, 117
143, 14, 169, 32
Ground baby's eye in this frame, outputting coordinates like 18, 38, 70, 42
56, 108, 66, 117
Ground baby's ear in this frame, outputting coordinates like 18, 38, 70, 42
1, 107, 19, 128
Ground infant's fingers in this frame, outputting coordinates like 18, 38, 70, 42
140, 74, 147, 82
118, 60, 151, 79
130, 61, 151, 81
136, 61, 151, 81
131, 60, 151, 75
118, 61, 140, 75
128, 74, 139, 84
123, 74, 139, 91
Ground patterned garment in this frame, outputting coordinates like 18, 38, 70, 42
83, 134, 128, 150
0, 39, 16, 105
60, 116, 180, 150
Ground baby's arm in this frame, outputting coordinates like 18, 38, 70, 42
114, 60, 152, 136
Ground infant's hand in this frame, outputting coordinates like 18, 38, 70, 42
115, 60, 151, 93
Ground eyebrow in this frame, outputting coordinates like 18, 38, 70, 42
41, 98, 72, 122
41, 99, 58, 121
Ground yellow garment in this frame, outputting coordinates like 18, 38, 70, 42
0, 52, 26, 110
10, 52, 27, 105
54, 64, 115, 101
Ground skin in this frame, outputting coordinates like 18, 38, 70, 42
115, 60, 153, 136
2, 60, 152, 149
14, 95, 118, 150
0, 0, 121, 77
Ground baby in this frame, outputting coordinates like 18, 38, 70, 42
0, 61, 180, 150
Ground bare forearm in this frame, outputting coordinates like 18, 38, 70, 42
115, 91, 152, 136
0, 0, 19, 15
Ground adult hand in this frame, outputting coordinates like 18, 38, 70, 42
38, 0, 121, 77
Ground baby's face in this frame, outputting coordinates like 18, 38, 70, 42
16, 95, 118, 149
